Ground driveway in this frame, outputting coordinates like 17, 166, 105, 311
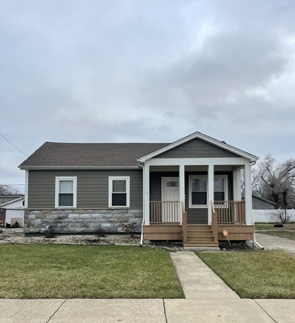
255, 233, 295, 255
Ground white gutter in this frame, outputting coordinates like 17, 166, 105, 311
253, 232, 264, 250
140, 218, 145, 246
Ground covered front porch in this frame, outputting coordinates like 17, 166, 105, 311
142, 160, 254, 245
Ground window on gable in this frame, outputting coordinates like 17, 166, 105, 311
109, 177, 130, 208
55, 177, 77, 208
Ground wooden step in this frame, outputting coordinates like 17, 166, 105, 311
183, 224, 218, 247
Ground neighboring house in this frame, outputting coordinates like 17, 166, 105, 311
252, 195, 276, 210
19, 131, 258, 247
0, 196, 25, 227
0, 195, 24, 205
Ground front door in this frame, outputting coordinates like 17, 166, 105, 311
162, 177, 179, 222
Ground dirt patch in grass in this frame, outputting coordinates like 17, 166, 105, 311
198, 250, 295, 299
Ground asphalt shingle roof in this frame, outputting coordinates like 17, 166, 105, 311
19, 142, 168, 168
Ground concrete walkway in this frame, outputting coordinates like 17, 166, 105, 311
0, 251, 295, 322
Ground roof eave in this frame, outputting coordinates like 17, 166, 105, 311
19, 166, 140, 171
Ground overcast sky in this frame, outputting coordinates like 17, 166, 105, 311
1, 0, 295, 193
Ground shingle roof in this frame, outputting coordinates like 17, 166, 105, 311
19, 142, 168, 168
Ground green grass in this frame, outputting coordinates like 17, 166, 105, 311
0, 245, 183, 299
255, 223, 295, 240
198, 250, 295, 299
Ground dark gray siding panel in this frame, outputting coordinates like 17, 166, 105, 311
156, 138, 238, 159
187, 209, 208, 224
28, 170, 143, 209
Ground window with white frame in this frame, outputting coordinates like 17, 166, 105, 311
108, 176, 130, 208
189, 175, 228, 207
55, 177, 77, 208
190, 175, 207, 207
214, 176, 228, 201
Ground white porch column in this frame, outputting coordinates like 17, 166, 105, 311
179, 163, 185, 224
233, 168, 242, 201
207, 163, 214, 224
244, 162, 253, 225
143, 163, 150, 225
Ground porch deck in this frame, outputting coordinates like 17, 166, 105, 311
143, 200, 254, 244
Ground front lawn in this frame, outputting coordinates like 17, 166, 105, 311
0, 245, 183, 299
198, 250, 295, 298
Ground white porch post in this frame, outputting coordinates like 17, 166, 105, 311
207, 163, 214, 224
233, 168, 242, 201
143, 163, 150, 225
179, 163, 185, 224
244, 162, 253, 225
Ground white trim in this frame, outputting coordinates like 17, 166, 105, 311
108, 176, 130, 208
244, 163, 253, 225
233, 169, 242, 201
208, 165, 214, 224
55, 176, 77, 208
145, 157, 250, 167
143, 164, 150, 225
138, 131, 258, 163
179, 164, 185, 224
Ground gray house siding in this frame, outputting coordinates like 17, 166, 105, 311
28, 169, 143, 209
156, 138, 238, 159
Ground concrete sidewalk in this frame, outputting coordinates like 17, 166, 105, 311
0, 251, 294, 323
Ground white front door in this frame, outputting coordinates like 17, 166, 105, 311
162, 177, 179, 222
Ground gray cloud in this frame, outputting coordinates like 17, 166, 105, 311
1, 0, 295, 190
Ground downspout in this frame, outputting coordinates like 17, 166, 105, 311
249, 160, 264, 250
138, 161, 145, 246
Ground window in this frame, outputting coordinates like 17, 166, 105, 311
214, 176, 226, 201
189, 175, 228, 207
55, 177, 77, 208
189, 175, 207, 207
108, 176, 130, 208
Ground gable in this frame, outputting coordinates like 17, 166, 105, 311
155, 138, 239, 159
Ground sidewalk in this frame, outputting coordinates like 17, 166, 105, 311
0, 251, 294, 323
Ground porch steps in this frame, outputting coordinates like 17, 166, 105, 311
183, 224, 219, 248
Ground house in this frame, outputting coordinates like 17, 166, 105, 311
19, 131, 258, 247
0, 196, 25, 227
252, 195, 276, 210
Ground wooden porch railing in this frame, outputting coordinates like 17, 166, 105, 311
150, 201, 180, 223
211, 201, 218, 242
214, 201, 245, 224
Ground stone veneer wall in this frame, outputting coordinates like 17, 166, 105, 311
24, 209, 143, 234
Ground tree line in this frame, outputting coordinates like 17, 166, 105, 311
252, 154, 295, 209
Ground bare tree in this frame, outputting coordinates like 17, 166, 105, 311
0, 185, 21, 195
252, 154, 295, 209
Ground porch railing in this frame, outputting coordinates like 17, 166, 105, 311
150, 201, 180, 223
214, 200, 245, 224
